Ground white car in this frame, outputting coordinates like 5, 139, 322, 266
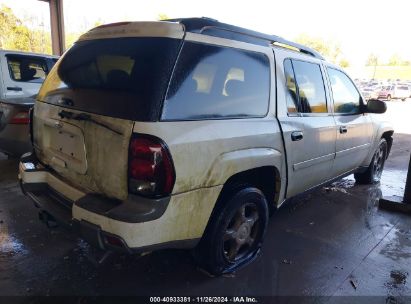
18, 18, 393, 275
378, 84, 410, 101
0, 50, 58, 155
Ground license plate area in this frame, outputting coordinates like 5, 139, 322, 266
43, 119, 87, 174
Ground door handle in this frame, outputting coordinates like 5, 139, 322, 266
340, 126, 348, 134
291, 131, 303, 141
7, 86, 22, 91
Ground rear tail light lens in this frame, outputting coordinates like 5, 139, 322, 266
128, 134, 175, 198
10, 110, 30, 124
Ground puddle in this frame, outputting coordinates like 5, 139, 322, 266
323, 178, 355, 195
0, 229, 28, 257
380, 229, 411, 261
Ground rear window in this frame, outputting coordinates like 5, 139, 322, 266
162, 41, 270, 120
7, 55, 49, 83
37, 37, 181, 121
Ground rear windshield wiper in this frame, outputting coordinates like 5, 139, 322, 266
58, 110, 123, 135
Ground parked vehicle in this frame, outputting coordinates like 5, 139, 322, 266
0, 50, 58, 156
360, 87, 379, 101
377, 84, 410, 101
18, 18, 393, 275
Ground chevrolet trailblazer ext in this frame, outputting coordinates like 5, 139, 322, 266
19, 18, 393, 275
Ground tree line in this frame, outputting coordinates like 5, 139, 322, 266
1, 4, 408, 68
0, 4, 52, 54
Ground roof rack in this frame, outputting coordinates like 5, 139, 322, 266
166, 17, 324, 60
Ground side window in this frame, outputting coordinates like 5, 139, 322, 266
292, 60, 327, 113
284, 59, 299, 113
162, 42, 270, 120
7, 55, 48, 83
327, 68, 361, 114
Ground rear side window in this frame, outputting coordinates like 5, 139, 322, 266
162, 42, 270, 120
37, 37, 181, 121
327, 68, 361, 114
7, 55, 48, 83
292, 60, 327, 113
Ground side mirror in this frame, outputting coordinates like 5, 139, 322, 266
365, 99, 387, 114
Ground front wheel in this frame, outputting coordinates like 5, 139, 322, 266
387, 95, 391, 101
194, 187, 268, 275
354, 138, 388, 184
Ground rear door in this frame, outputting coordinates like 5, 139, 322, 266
277, 55, 337, 198
1, 54, 49, 98
33, 36, 182, 200
325, 67, 373, 176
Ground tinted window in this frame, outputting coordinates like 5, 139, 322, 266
38, 37, 181, 121
327, 68, 361, 114
292, 60, 327, 113
284, 59, 299, 113
7, 55, 48, 83
162, 42, 270, 120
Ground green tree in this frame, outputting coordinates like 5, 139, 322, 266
388, 54, 402, 66
365, 53, 378, 66
157, 13, 170, 21
339, 58, 350, 68
0, 5, 52, 54
295, 34, 342, 64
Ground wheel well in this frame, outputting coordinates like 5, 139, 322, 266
382, 131, 394, 157
214, 166, 280, 212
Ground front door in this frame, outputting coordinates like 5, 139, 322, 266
325, 67, 373, 176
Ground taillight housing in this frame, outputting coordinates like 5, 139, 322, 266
128, 134, 175, 198
10, 110, 30, 124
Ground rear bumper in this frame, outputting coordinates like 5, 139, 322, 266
0, 124, 31, 156
18, 152, 200, 253
20, 179, 132, 252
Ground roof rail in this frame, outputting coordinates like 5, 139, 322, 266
165, 17, 324, 60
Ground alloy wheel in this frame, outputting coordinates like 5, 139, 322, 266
373, 144, 385, 180
223, 203, 260, 262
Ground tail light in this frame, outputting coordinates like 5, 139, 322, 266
10, 110, 30, 124
128, 134, 175, 198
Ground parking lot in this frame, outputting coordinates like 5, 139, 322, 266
0, 101, 410, 301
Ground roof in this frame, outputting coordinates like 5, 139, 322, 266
166, 17, 324, 60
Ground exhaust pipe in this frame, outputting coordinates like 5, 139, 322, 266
38, 211, 58, 228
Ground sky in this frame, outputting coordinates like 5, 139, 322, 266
2, 0, 411, 67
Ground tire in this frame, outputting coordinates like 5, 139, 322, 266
387, 95, 391, 101
193, 187, 269, 275
354, 138, 388, 184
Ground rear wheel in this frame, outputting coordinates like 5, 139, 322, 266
194, 187, 268, 275
354, 138, 387, 184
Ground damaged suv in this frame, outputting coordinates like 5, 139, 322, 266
19, 18, 393, 275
